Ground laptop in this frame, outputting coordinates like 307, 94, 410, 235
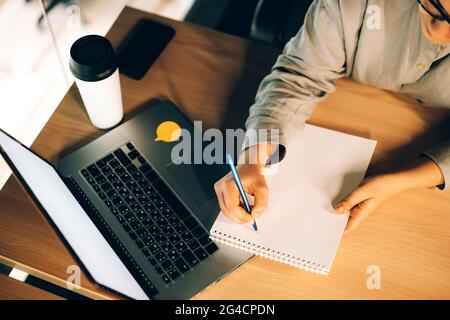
0, 100, 252, 299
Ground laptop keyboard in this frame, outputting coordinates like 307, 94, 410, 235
80, 142, 218, 285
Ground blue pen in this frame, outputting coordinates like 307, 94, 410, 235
225, 153, 258, 232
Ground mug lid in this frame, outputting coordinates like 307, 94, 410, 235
69, 35, 118, 82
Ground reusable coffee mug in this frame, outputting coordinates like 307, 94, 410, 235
69, 35, 123, 129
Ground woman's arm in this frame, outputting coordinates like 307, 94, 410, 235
335, 156, 446, 232
243, 0, 365, 155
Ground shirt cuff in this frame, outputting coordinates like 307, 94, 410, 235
422, 141, 450, 191
241, 116, 298, 164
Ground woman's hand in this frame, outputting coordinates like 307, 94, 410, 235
334, 174, 403, 232
335, 157, 445, 233
214, 143, 274, 224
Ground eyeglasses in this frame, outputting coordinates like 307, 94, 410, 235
417, 0, 450, 24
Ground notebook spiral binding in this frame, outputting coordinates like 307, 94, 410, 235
211, 230, 328, 275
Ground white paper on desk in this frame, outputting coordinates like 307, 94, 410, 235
211, 124, 376, 275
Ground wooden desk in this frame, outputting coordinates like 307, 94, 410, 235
0, 274, 63, 300
1, 7, 449, 299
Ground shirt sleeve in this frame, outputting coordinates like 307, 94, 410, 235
243, 0, 349, 161
423, 140, 450, 191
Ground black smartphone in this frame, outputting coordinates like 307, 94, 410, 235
117, 19, 175, 80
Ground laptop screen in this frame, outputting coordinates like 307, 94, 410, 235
0, 130, 148, 300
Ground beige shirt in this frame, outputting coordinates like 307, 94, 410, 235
245, 0, 450, 190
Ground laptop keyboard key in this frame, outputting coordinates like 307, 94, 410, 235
168, 249, 180, 261
138, 178, 149, 188
136, 228, 148, 238
112, 197, 124, 207
194, 248, 208, 261
182, 250, 199, 267
155, 265, 164, 274
175, 241, 187, 252
135, 240, 144, 249
168, 268, 180, 280
96, 154, 114, 168
114, 149, 131, 166
148, 257, 157, 266
205, 242, 219, 255
109, 159, 120, 168
118, 205, 130, 215
155, 233, 166, 244
128, 149, 140, 160
112, 180, 123, 190
126, 163, 138, 174
142, 235, 154, 246
86, 176, 95, 185
142, 217, 153, 228
168, 233, 181, 244
161, 260, 173, 271
136, 209, 146, 220
137, 155, 145, 164
116, 215, 125, 224
95, 175, 106, 184
161, 274, 171, 284
120, 172, 131, 183
162, 226, 174, 236
199, 234, 212, 246
149, 225, 159, 236
181, 231, 193, 242
155, 251, 166, 263
132, 171, 144, 181
174, 258, 190, 273
156, 217, 168, 228
130, 203, 141, 212
107, 189, 118, 198
149, 243, 161, 255
188, 239, 200, 251
87, 164, 101, 177
115, 166, 126, 176
101, 182, 113, 191
144, 202, 155, 212
124, 212, 135, 222
101, 166, 112, 175
174, 223, 186, 234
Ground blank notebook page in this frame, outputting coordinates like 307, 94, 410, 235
211, 124, 376, 275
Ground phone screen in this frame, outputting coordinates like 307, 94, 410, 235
118, 19, 175, 80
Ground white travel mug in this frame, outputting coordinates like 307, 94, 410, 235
69, 35, 123, 129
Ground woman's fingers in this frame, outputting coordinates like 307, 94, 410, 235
222, 179, 253, 224
335, 185, 370, 214
214, 163, 269, 225
214, 176, 252, 224
345, 199, 377, 233
250, 181, 269, 219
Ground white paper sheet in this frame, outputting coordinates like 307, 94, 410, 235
211, 124, 377, 274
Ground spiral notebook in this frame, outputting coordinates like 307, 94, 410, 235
211, 124, 376, 275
